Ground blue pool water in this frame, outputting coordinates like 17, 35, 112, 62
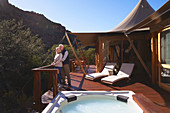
61, 98, 139, 113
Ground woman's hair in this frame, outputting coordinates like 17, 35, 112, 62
56, 47, 61, 53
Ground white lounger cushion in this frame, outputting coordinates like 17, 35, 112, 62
101, 75, 127, 84
85, 63, 116, 80
86, 73, 108, 80
101, 63, 134, 84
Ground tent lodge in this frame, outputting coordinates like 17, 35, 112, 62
71, 0, 170, 92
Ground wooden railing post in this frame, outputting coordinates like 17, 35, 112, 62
33, 71, 37, 110
32, 65, 59, 112
33, 71, 42, 111
37, 71, 41, 111
55, 71, 58, 97
53, 72, 56, 97
48, 72, 52, 90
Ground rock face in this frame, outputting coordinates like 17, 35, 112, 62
0, 0, 73, 49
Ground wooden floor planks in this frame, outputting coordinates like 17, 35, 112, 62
42, 65, 170, 113
69, 65, 170, 113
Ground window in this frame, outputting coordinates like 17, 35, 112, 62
161, 29, 170, 64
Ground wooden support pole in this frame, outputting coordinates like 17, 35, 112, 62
158, 32, 161, 85
65, 32, 87, 75
121, 40, 124, 63
75, 39, 89, 73
98, 40, 103, 72
95, 41, 99, 72
124, 33, 151, 77
151, 32, 158, 85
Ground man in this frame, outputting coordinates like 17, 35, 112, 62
59, 44, 71, 89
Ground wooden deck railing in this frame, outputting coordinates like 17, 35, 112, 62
32, 65, 59, 112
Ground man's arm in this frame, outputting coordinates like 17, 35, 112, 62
62, 51, 68, 62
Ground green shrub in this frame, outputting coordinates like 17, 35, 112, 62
0, 19, 46, 112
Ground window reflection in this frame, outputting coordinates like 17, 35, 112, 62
161, 29, 170, 64
160, 29, 170, 85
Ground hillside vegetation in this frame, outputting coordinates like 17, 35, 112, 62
0, 1, 95, 112
0, 0, 74, 49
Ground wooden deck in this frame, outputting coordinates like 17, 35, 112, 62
43, 65, 170, 113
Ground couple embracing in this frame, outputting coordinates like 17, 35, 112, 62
51, 44, 71, 90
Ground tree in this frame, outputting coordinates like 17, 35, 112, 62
84, 48, 95, 64
0, 19, 46, 112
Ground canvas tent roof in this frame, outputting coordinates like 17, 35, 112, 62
71, 0, 156, 46
111, 0, 155, 32
126, 0, 170, 33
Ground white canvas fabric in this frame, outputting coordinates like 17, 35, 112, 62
111, 0, 155, 32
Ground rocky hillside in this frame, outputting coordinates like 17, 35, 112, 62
0, 0, 74, 49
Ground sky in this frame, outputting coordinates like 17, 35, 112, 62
8, 0, 168, 32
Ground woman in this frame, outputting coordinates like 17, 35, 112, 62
51, 47, 63, 86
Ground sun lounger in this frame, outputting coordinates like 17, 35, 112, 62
85, 63, 116, 80
101, 63, 134, 84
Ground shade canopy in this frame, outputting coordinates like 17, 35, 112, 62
126, 0, 170, 33
72, 32, 125, 46
111, 0, 155, 32
71, 0, 163, 46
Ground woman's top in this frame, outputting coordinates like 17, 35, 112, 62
53, 53, 63, 67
